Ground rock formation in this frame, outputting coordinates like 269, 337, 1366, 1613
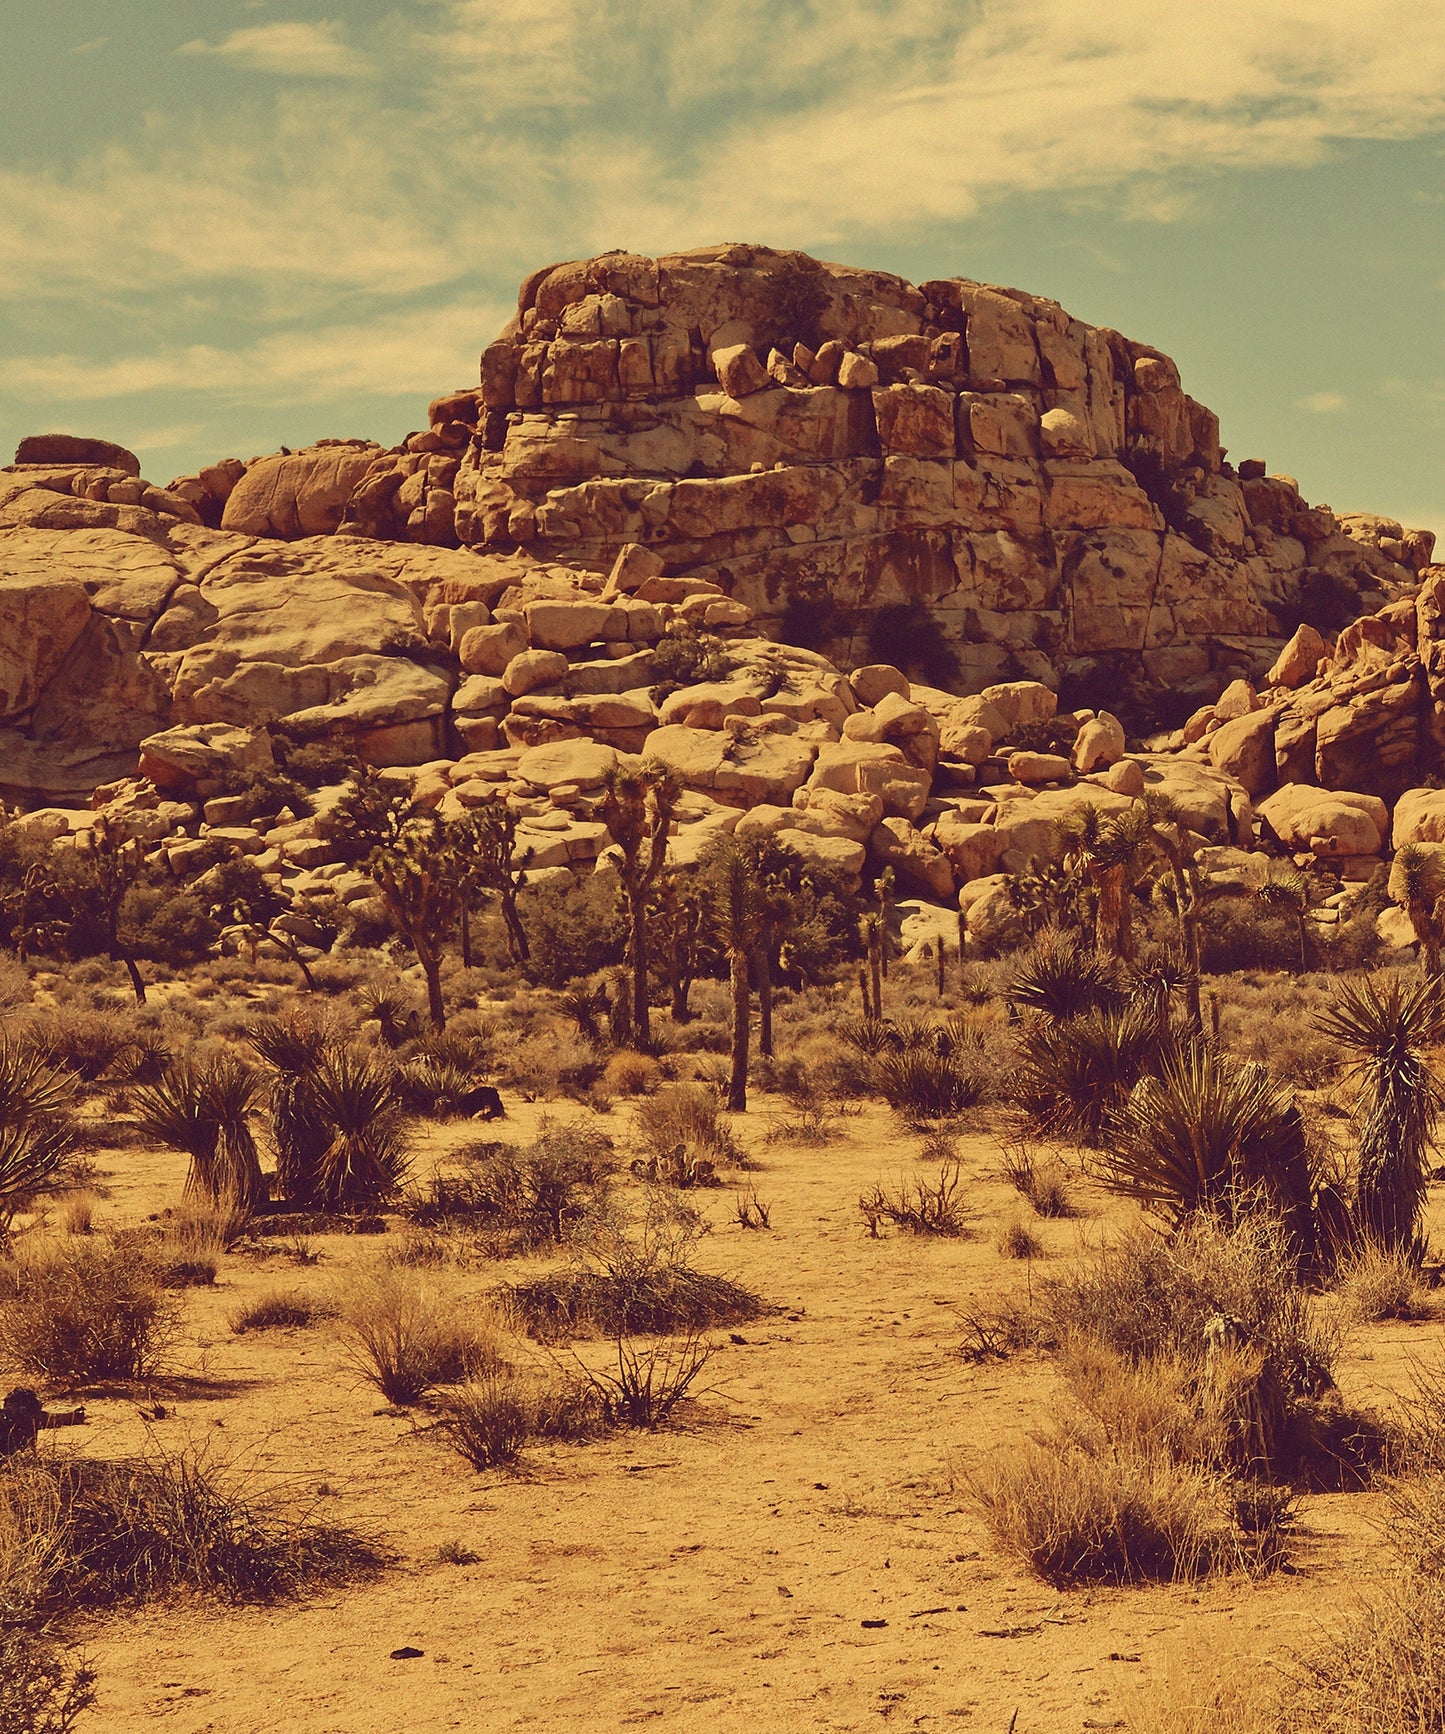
2, 244, 1441, 954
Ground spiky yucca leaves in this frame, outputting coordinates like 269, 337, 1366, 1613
1014, 998, 1179, 1146
133, 1054, 266, 1211
304, 1046, 411, 1210
0, 1037, 83, 1232
1007, 929, 1126, 1021
1101, 1049, 1314, 1255
1315, 973, 1445, 1253
249, 1017, 331, 1205
873, 1047, 985, 1123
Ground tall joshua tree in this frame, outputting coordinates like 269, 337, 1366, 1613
1066, 802, 1152, 962
82, 815, 147, 1006
599, 764, 679, 1051
1316, 973, 1445, 1252
1254, 863, 1315, 975
1148, 796, 1204, 1036
708, 839, 761, 1112
366, 814, 460, 1030
450, 802, 531, 968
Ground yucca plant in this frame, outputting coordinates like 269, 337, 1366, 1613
1254, 864, 1316, 974
1100, 1048, 1313, 1255
874, 1047, 984, 1122
1393, 843, 1445, 979
1014, 998, 1178, 1146
1315, 973, 1445, 1252
133, 1054, 266, 1211
305, 1045, 411, 1210
249, 1017, 331, 1205
0, 1038, 83, 1235
1006, 930, 1125, 1021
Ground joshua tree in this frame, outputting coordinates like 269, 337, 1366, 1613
707, 839, 762, 1112
450, 802, 531, 968
1393, 843, 1445, 979
366, 814, 460, 1029
1316, 973, 1445, 1252
656, 871, 702, 1023
1148, 798, 1204, 1035
859, 912, 885, 1020
1065, 802, 1152, 961
80, 816, 147, 1006
1253, 862, 1316, 974
203, 854, 320, 990
599, 764, 679, 1051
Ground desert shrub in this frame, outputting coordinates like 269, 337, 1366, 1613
1339, 1244, 1437, 1323
411, 1121, 613, 1253
21, 1008, 135, 1084
1044, 1216, 1352, 1480
1014, 999, 1177, 1145
505, 1192, 762, 1341
969, 1438, 1237, 1588
859, 1160, 971, 1237
336, 1270, 506, 1405
395, 1056, 486, 1118
632, 1084, 745, 1179
578, 1333, 717, 1428
119, 884, 218, 967
437, 1370, 601, 1468
0, 1238, 178, 1382
496, 1030, 607, 1099
873, 1047, 985, 1124
999, 1140, 1076, 1217
210, 766, 314, 820
998, 1216, 1045, 1259
1198, 901, 1300, 974
0, 1629, 96, 1734
601, 1051, 661, 1097
647, 623, 729, 696
230, 1289, 336, 1333
0, 1445, 383, 1617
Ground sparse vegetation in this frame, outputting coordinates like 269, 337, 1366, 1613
859, 1160, 971, 1237
0, 1236, 178, 1382
336, 1270, 507, 1405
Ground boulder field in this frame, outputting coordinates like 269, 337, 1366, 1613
2, 244, 1441, 952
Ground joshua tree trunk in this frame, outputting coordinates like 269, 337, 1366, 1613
669, 900, 698, 1022
754, 943, 773, 1059
422, 952, 446, 1030
728, 947, 750, 1112
935, 940, 946, 1000
629, 899, 651, 1052
118, 948, 147, 1008
859, 967, 872, 1017
868, 924, 883, 1021
460, 903, 473, 970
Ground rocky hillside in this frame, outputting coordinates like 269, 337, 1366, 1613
1, 245, 1440, 956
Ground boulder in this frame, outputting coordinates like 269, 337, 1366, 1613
1267, 625, 1328, 690
1072, 712, 1125, 774
789, 785, 884, 843
807, 740, 931, 821
515, 739, 620, 790
14, 434, 140, 475
1393, 787, 1445, 848
958, 873, 1026, 952
220, 444, 381, 539
1206, 708, 1276, 796
138, 723, 273, 790
459, 620, 528, 675
1008, 751, 1072, 786
1257, 783, 1387, 857
849, 664, 910, 707
503, 649, 569, 697
869, 817, 955, 900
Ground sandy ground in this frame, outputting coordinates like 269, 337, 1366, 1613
19, 1093, 1444, 1734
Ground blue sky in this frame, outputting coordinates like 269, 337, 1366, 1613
2, 0, 1443, 540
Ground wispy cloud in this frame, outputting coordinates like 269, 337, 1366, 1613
70, 36, 108, 56
176, 20, 371, 79
0, 300, 506, 406
1298, 391, 1346, 413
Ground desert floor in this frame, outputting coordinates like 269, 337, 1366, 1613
30, 1092, 1442, 1734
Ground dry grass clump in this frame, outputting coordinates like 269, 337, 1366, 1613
0, 1444, 384, 1618
601, 1051, 661, 1097
1339, 1244, 1438, 1323
1000, 1140, 1076, 1217
505, 1193, 762, 1342
579, 1333, 717, 1428
408, 1119, 614, 1253
969, 1438, 1238, 1588
0, 1629, 96, 1734
859, 1160, 971, 1238
0, 1237, 178, 1382
997, 1216, 1045, 1260
230, 1289, 337, 1333
336, 1269, 508, 1405
437, 1369, 602, 1469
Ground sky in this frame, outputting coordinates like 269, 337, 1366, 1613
2, 0, 1443, 540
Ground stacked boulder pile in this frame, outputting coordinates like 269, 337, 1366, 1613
1, 244, 1441, 959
